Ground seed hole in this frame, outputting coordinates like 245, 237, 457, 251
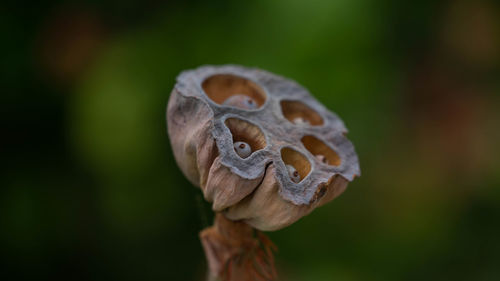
225, 118, 266, 157
280, 100, 324, 126
202, 74, 266, 109
301, 135, 341, 166
280, 147, 311, 182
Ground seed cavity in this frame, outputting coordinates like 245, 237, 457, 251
280, 147, 311, 183
225, 118, 266, 159
234, 141, 252, 158
301, 135, 341, 166
280, 100, 324, 126
202, 74, 266, 109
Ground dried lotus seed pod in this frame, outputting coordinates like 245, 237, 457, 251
167, 65, 359, 230
166, 65, 360, 280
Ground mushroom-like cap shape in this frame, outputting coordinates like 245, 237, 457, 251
167, 65, 360, 231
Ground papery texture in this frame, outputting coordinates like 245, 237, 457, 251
167, 65, 359, 230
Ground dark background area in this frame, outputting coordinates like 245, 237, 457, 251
1, 0, 500, 280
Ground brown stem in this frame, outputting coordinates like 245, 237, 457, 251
200, 213, 277, 281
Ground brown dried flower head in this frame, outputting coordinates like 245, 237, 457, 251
167, 65, 360, 231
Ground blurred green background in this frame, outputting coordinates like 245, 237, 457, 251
2, 0, 500, 280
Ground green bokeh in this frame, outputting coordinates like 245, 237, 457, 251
2, 0, 499, 280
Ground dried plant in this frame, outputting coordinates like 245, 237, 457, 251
166, 65, 359, 280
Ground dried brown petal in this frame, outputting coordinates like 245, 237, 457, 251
225, 164, 348, 231
167, 89, 217, 186
204, 156, 264, 211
